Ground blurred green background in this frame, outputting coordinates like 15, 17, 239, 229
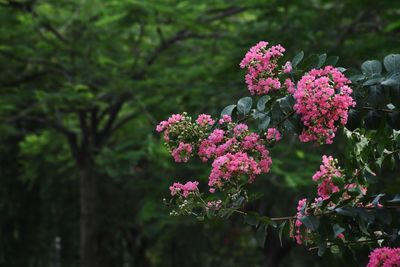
0, 0, 400, 266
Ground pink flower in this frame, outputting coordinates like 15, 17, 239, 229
312, 155, 342, 200
208, 129, 225, 144
156, 114, 184, 133
196, 114, 215, 126
169, 181, 199, 198
240, 41, 286, 95
208, 152, 263, 189
266, 128, 281, 142
284, 78, 295, 94
206, 200, 222, 210
294, 198, 307, 244
367, 247, 400, 267
283, 61, 292, 73
171, 142, 193, 163
293, 66, 355, 144
234, 123, 248, 136
219, 115, 232, 124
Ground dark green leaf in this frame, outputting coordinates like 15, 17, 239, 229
317, 53, 327, 68
278, 221, 287, 247
318, 242, 327, 257
237, 97, 253, 115
257, 95, 271, 111
345, 109, 361, 131
292, 51, 304, 67
221, 104, 236, 117
325, 56, 339, 66
367, 85, 384, 108
258, 115, 271, 131
364, 110, 382, 129
387, 194, 400, 203
245, 212, 260, 226
332, 224, 345, 237
388, 112, 400, 130
256, 224, 268, 248
300, 215, 319, 231
383, 54, 400, 72
361, 60, 382, 76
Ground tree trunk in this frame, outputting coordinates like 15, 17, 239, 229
79, 164, 98, 267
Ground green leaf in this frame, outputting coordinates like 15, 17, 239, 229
252, 110, 266, 120
345, 109, 361, 131
300, 215, 319, 231
292, 51, 304, 67
258, 115, 271, 131
381, 72, 400, 86
367, 85, 385, 108
364, 110, 382, 130
361, 60, 382, 76
363, 167, 378, 184
335, 206, 355, 217
332, 224, 345, 237
332, 176, 345, 186
372, 194, 385, 206
383, 54, 400, 72
237, 97, 253, 115
318, 242, 327, 257
278, 95, 295, 114
244, 212, 260, 226
256, 224, 268, 248
317, 53, 327, 68
257, 95, 271, 111
325, 56, 339, 66
388, 112, 400, 130
221, 104, 236, 117
387, 194, 400, 203
278, 221, 287, 247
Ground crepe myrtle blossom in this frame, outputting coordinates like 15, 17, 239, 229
156, 113, 183, 133
219, 115, 232, 124
282, 61, 292, 73
240, 41, 286, 95
169, 181, 199, 198
171, 142, 193, 163
266, 128, 281, 142
312, 155, 342, 200
293, 66, 355, 144
367, 247, 400, 267
196, 114, 215, 127
293, 198, 307, 244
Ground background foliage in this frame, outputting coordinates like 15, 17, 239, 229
0, 0, 400, 266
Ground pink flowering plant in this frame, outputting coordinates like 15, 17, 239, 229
157, 42, 400, 264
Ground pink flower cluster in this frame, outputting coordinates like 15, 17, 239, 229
156, 114, 183, 133
367, 247, 400, 267
240, 41, 286, 95
209, 152, 261, 189
169, 181, 199, 198
171, 142, 193, 163
266, 128, 281, 142
206, 200, 222, 210
197, 123, 272, 191
294, 198, 307, 244
293, 66, 355, 144
196, 114, 215, 126
312, 155, 341, 200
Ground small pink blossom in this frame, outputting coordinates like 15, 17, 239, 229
219, 115, 232, 124
293, 66, 355, 144
266, 128, 281, 142
240, 41, 286, 95
196, 114, 215, 126
169, 181, 199, 198
171, 142, 193, 163
234, 123, 248, 136
283, 61, 292, 73
367, 247, 400, 267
